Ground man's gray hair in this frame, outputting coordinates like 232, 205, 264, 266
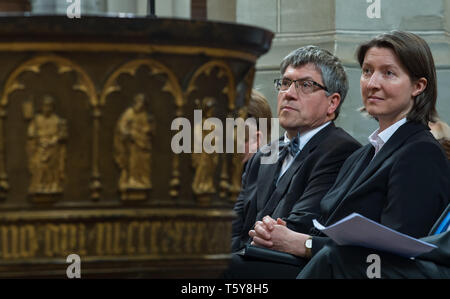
280, 46, 348, 120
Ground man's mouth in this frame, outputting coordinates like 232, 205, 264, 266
280, 105, 298, 112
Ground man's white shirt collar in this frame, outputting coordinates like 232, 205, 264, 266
283, 121, 332, 152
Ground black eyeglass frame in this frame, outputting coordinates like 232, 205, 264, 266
274, 78, 329, 93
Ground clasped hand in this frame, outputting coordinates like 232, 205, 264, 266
248, 215, 309, 257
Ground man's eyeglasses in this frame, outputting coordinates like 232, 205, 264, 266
274, 78, 328, 94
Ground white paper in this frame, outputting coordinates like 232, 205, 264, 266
313, 213, 437, 258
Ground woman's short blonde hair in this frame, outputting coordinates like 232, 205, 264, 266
429, 119, 450, 140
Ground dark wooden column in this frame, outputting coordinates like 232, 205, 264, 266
191, 0, 207, 20
0, 0, 30, 12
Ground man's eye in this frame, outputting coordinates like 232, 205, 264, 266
303, 81, 313, 88
281, 79, 291, 86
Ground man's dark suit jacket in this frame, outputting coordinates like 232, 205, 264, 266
311, 121, 450, 256
231, 122, 361, 252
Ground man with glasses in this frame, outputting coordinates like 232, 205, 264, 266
228, 46, 360, 278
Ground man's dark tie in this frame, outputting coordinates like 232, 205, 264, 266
278, 133, 301, 160
273, 133, 301, 186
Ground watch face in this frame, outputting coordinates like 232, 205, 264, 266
305, 239, 312, 249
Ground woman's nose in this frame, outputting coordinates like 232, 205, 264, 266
366, 72, 381, 89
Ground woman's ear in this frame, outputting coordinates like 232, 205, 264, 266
412, 77, 427, 97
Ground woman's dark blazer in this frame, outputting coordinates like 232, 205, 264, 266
311, 121, 450, 256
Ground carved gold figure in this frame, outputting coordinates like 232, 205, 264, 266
26, 95, 67, 195
192, 97, 219, 201
114, 93, 153, 197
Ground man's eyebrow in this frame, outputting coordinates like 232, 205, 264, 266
282, 76, 314, 81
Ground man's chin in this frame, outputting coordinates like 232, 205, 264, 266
279, 121, 297, 130
279, 119, 292, 129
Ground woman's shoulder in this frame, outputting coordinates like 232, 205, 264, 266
404, 126, 442, 148
397, 129, 447, 161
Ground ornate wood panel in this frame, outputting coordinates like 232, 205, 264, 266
0, 15, 273, 278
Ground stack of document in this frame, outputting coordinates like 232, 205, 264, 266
313, 213, 437, 258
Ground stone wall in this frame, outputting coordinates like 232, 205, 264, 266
30, 0, 450, 144
234, 0, 450, 143
31, 0, 107, 14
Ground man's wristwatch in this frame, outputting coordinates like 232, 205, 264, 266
304, 236, 313, 258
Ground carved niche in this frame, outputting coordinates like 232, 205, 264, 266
100, 59, 183, 201
0, 55, 98, 203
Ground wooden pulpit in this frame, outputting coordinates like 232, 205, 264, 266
0, 15, 273, 278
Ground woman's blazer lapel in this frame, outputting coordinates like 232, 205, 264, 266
348, 121, 425, 195
324, 121, 426, 225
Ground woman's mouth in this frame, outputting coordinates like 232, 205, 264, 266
367, 96, 384, 102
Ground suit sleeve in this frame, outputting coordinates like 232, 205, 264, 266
285, 139, 360, 233
311, 236, 334, 257
381, 141, 450, 238
231, 153, 259, 251
417, 232, 450, 267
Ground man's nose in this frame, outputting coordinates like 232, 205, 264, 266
285, 81, 298, 98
